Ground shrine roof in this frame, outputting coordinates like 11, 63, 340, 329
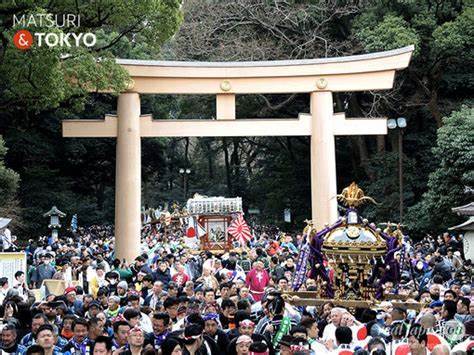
116, 46, 414, 68
449, 216, 474, 231
186, 196, 243, 215
451, 202, 474, 216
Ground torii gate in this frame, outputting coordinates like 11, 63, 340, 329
63, 46, 414, 261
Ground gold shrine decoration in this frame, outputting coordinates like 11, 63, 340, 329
301, 182, 389, 301
337, 182, 378, 207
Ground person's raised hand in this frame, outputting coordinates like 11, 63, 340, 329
324, 339, 334, 351
264, 323, 274, 333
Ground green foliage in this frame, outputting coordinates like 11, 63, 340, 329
0, 1, 182, 113
248, 138, 311, 229
356, 14, 420, 55
2, 14, 126, 113
0, 1, 182, 236
0, 135, 22, 231
406, 106, 474, 234
0, 135, 20, 207
360, 151, 420, 223
432, 7, 474, 57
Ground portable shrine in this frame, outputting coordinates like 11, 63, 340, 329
186, 194, 243, 253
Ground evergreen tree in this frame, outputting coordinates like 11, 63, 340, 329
0, 135, 20, 226
406, 105, 474, 234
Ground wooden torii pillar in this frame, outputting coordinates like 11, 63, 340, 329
63, 46, 414, 261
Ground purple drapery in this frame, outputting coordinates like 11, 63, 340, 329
291, 221, 342, 297
291, 243, 310, 290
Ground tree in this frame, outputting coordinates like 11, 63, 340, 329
0, 135, 19, 203
0, 1, 182, 114
0, 135, 20, 225
1, 0, 471, 235
355, 1, 473, 127
406, 105, 474, 234
0, 1, 182, 235
161, 0, 472, 231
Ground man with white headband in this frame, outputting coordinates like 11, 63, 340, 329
231, 318, 274, 354
122, 326, 144, 355
182, 323, 204, 355
235, 335, 252, 355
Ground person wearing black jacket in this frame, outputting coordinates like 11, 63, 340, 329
145, 312, 170, 351
153, 261, 171, 287
203, 313, 230, 353
104, 271, 120, 296
455, 259, 472, 284
168, 317, 220, 355
0, 323, 27, 354
433, 256, 452, 282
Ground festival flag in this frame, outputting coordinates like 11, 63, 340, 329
394, 343, 410, 355
291, 243, 310, 290
291, 223, 313, 290
227, 214, 252, 245
356, 325, 368, 341
426, 333, 449, 351
70, 214, 78, 232
196, 221, 206, 237
186, 217, 206, 238
186, 217, 197, 237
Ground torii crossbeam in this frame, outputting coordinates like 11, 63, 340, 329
63, 46, 414, 261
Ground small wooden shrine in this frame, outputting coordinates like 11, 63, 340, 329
187, 194, 243, 253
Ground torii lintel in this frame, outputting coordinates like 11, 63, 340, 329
62, 113, 386, 138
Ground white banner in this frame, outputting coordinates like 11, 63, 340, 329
0, 252, 26, 286
464, 231, 474, 266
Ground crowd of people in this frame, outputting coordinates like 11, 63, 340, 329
0, 222, 472, 354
